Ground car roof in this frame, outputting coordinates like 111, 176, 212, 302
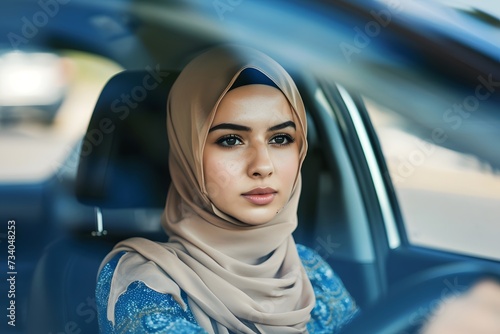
0, 0, 498, 67
1, 0, 499, 167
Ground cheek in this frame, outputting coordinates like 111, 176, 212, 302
204, 153, 244, 195
275, 150, 300, 188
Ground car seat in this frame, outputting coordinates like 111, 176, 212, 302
27, 69, 176, 333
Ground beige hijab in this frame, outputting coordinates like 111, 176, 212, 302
99, 45, 315, 333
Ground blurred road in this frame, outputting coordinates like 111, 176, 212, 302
0, 52, 121, 183
367, 98, 500, 261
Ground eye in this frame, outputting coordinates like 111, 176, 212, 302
216, 135, 243, 147
269, 134, 295, 146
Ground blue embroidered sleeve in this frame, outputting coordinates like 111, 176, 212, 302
96, 247, 359, 333
297, 244, 360, 333
96, 252, 206, 334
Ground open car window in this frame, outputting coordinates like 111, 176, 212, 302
364, 97, 500, 261
0, 50, 122, 183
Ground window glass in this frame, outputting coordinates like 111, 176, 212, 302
364, 97, 500, 261
0, 50, 122, 183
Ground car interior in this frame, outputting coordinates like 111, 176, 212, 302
2, 1, 500, 334
21, 68, 500, 334
7, 65, 500, 334
24, 65, 382, 333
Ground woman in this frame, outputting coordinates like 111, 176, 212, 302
96, 45, 359, 333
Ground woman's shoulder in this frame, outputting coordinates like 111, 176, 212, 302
96, 252, 206, 333
296, 244, 360, 333
296, 244, 346, 285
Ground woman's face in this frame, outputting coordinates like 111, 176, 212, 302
203, 84, 300, 225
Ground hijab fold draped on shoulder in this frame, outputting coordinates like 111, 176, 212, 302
99, 45, 315, 334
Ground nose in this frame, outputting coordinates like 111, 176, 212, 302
247, 145, 274, 178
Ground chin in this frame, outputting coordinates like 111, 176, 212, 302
236, 209, 280, 226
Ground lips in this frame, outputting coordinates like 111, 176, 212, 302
242, 187, 277, 205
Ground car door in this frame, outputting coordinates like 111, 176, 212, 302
299, 0, 500, 314
317, 67, 498, 269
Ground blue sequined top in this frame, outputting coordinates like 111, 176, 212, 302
96, 244, 359, 333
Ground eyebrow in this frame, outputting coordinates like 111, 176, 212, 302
209, 121, 296, 133
268, 121, 296, 132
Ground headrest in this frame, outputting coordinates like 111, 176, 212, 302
76, 69, 178, 209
